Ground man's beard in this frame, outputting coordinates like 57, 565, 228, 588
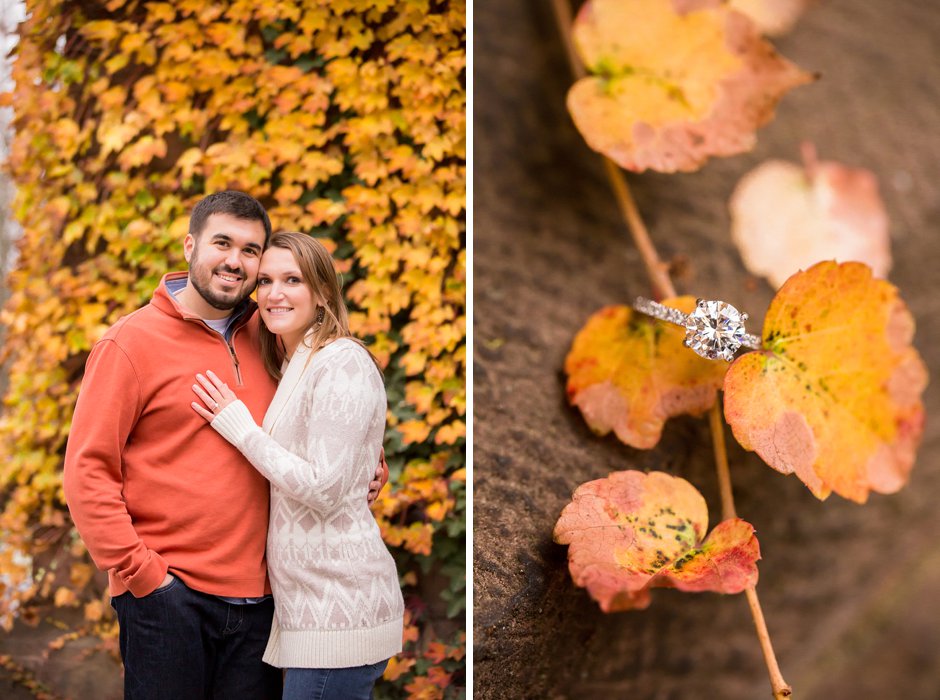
189, 248, 252, 311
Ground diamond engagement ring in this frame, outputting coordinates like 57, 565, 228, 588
633, 297, 762, 362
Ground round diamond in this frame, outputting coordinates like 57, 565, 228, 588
684, 300, 747, 362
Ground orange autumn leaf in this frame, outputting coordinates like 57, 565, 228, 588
398, 419, 432, 445
425, 640, 465, 663
401, 610, 420, 644
568, 0, 814, 173
69, 562, 95, 588
84, 599, 105, 622
384, 656, 416, 682
565, 299, 728, 449
553, 471, 759, 612
730, 143, 890, 288
724, 261, 927, 502
425, 666, 453, 688
54, 587, 78, 607
434, 421, 465, 445
404, 675, 446, 700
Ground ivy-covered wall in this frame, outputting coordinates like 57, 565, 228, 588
0, 0, 465, 696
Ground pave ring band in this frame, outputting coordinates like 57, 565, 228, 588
633, 297, 762, 362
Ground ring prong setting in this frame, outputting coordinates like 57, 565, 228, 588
633, 296, 760, 362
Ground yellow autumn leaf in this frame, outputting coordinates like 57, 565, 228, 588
398, 419, 432, 445
568, 0, 814, 172
97, 120, 139, 154
146, 2, 176, 23
565, 299, 728, 449
118, 135, 168, 169
81, 19, 123, 42
724, 262, 927, 502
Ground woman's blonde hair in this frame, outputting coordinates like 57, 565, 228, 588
258, 232, 377, 380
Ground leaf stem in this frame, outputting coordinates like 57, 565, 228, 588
551, 0, 587, 80
709, 402, 736, 520
710, 404, 791, 698
550, 1, 791, 695
746, 587, 792, 699
601, 159, 676, 300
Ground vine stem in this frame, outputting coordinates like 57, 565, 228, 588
710, 405, 791, 699
550, 1, 791, 696
709, 402, 737, 520
602, 159, 676, 301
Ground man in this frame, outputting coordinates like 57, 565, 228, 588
63, 191, 386, 699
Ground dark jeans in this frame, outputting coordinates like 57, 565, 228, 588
111, 577, 281, 700
282, 660, 389, 700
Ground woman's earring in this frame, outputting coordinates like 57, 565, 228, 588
315, 306, 325, 325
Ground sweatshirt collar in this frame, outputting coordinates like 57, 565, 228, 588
151, 271, 256, 326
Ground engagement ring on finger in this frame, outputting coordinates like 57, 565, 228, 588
633, 297, 762, 362
212, 401, 219, 410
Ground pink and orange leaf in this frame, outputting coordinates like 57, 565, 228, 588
554, 470, 760, 612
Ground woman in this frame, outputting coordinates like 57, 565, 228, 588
190, 232, 404, 699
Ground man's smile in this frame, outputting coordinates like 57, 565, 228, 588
214, 271, 243, 285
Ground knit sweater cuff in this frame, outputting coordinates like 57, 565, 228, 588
210, 400, 261, 447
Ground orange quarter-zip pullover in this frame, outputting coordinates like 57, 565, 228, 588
64, 272, 277, 598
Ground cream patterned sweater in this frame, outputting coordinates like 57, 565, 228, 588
211, 338, 404, 668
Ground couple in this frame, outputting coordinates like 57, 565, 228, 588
63, 191, 404, 699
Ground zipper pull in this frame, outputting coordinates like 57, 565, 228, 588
227, 342, 244, 386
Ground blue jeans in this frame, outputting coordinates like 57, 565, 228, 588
111, 577, 281, 699
282, 660, 389, 700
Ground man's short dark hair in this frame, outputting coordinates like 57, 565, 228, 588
189, 191, 272, 247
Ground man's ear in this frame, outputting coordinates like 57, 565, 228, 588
183, 234, 195, 263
